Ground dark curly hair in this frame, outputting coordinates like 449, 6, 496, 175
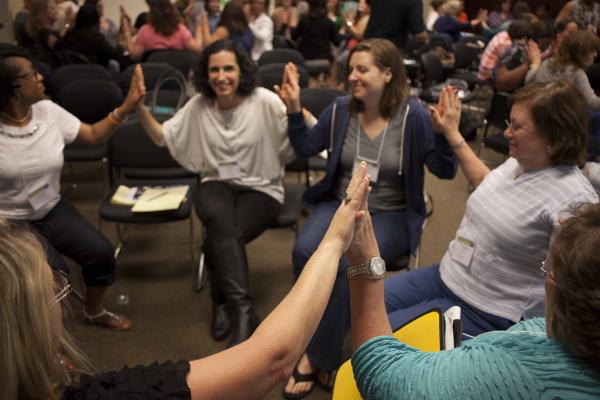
510, 81, 587, 166
549, 203, 600, 370
192, 39, 257, 99
0, 45, 31, 112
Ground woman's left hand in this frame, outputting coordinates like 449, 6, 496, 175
122, 64, 146, 113
429, 86, 462, 142
320, 162, 370, 255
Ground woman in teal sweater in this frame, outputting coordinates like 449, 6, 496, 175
346, 90, 600, 398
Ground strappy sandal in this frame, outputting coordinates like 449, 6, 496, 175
84, 308, 132, 330
282, 363, 317, 400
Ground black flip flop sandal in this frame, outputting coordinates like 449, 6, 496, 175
282, 364, 317, 400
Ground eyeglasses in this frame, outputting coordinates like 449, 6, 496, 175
539, 260, 555, 282
505, 119, 524, 132
16, 68, 40, 82
50, 270, 72, 306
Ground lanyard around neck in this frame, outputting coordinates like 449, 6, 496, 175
356, 114, 389, 165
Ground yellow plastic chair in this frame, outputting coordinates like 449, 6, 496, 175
332, 309, 445, 400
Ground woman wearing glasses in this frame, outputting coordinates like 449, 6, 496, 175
382, 81, 597, 341
348, 200, 600, 398
0, 44, 144, 330
0, 163, 373, 400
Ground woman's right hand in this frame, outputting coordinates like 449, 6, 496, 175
125, 65, 146, 112
429, 86, 462, 143
320, 162, 370, 255
274, 63, 302, 113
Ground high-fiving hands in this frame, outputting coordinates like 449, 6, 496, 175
123, 64, 147, 113
274, 62, 302, 113
321, 162, 371, 255
429, 85, 462, 143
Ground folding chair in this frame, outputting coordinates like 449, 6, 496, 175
98, 117, 199, 282
258, 48, 305, 67
476, 91, 511, 163
50, 63, 113, 97
332, 307, 462, 400
144, 49, 198, 77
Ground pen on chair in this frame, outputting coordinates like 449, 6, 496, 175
147, 191, 168, 201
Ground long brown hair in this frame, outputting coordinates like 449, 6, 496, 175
218, 1, 249, 35
147, 0, 182, 36
347, 38, 409, 119
550, 30, 600, 72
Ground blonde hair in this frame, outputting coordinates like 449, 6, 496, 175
441, 0, 462, 16
0, 220, 90, 400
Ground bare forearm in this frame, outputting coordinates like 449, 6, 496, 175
446, 130, 489, 187
187, 241, 344, 400
349, 278, 392, 352
494, 64, 528, 92
136, 105, 165, 145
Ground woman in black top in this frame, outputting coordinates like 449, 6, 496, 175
292, 0, 341, 61
55, 4, 129, 70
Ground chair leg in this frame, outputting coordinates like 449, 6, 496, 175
113, 223, 128, 259
190, 217, 207, 292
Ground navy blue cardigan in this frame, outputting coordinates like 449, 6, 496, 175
287, 96, 458, 254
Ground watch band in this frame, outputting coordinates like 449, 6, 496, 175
346, 261, 370, 279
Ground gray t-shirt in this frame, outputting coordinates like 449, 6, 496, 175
334, 105, 408, 213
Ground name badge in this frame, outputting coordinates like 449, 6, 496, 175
453, 236, 474, 267
28, 182, 53, 211
353, 159, 379, 183
218, 161, 243, 180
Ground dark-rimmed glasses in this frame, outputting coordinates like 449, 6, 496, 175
16, 68, 40, 82
539, 260, 555, 282
51, 269, 72, 306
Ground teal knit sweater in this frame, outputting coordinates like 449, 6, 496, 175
352, 318, 600, 399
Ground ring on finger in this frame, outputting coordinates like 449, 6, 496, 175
342, 191, 352, 205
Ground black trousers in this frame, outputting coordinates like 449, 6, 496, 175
28, 198, 116, 287
193, 181, 282, 244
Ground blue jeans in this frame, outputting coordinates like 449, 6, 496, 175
293, 199, 410, 371
385, 265, 514, 337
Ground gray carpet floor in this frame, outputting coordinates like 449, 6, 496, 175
61, 88, 504, 399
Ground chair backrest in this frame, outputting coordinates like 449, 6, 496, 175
145, 49, 198, 77
332, 309, 445, 400
258, 48, 305, 67
421, 51, 445, 87
50, 64, 113, 96
484, 91, 511, 137
300, 87, 345, 118
258, 63, 309, 92
272, 34, 293, 49
452, 42, 481, 70
55, 79, 123, 123
108, 116, 184, 171
118, 62, 181, 95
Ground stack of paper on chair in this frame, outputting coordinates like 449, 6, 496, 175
110, 185, 189, 212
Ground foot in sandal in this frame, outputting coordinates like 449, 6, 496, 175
84, 308, 132, 330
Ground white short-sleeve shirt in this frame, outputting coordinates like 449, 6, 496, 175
0, 100, 80, 220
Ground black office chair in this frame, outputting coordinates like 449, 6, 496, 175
257, 63, 309, 92
477, 91, 511, 160
50, 64, 113, 98
258, 48, 305, 67
55, 80, 123, 169
118, 62, 181, 95
99, 116, 199, 280
144, 49, 198, 77
450, 42, 486, 90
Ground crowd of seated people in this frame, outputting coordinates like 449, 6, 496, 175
3, 1, 600, 399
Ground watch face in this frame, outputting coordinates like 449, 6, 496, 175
370, 257, 385, 276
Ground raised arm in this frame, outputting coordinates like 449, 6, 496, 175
429, 86, 490, 187
76, 65, 145, 144
186, 163, 370, 400
130, 66, 167, 145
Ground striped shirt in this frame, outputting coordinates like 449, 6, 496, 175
477, 31, 512, 81
440, 158, 598, 322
